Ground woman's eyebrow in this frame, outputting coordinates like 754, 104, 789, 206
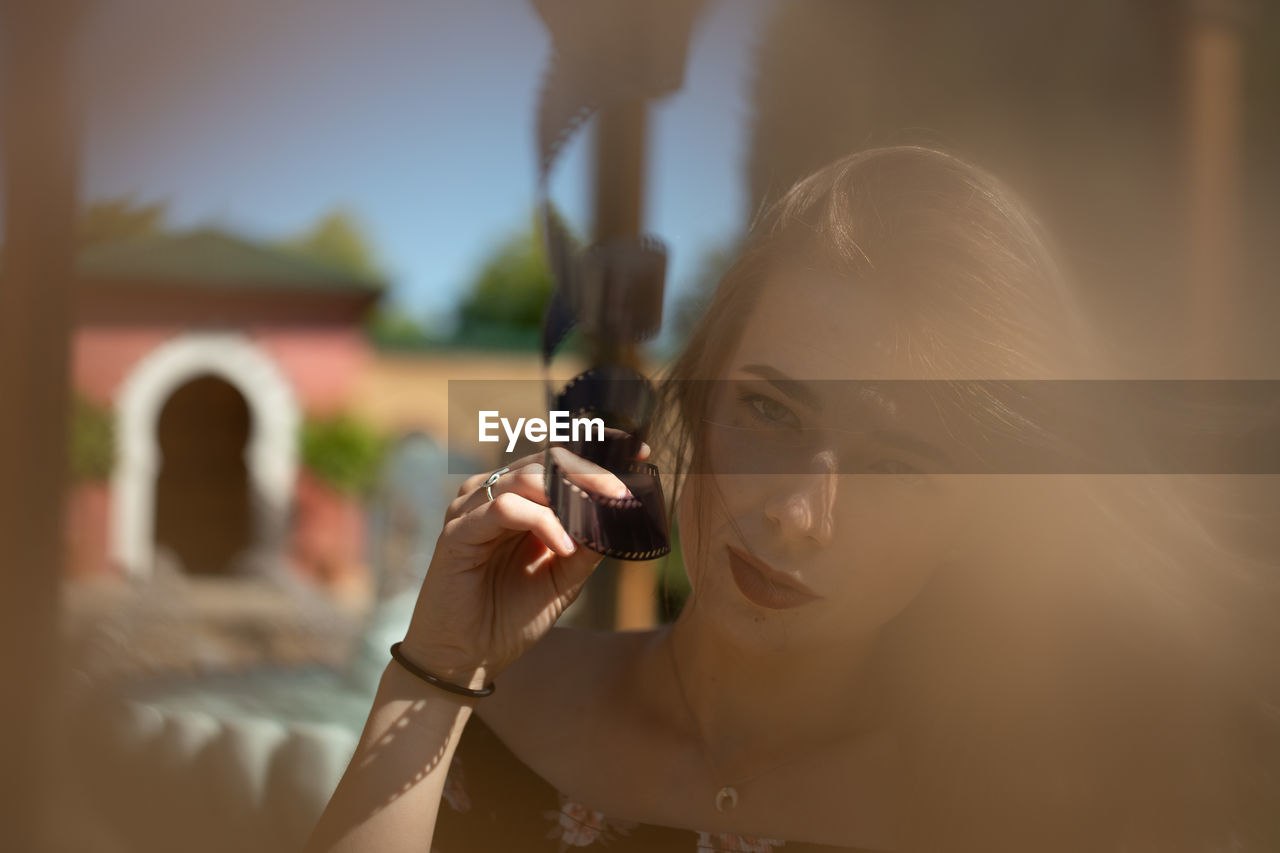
738, 364, 822, 412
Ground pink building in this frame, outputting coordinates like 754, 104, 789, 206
68, 228, 381, 588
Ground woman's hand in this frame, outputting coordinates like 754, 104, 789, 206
397, 443, 646, 690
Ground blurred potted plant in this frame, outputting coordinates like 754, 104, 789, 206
66, 394, 116, 578
292, 413, 388, 595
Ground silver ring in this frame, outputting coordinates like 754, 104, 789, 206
482, 467, 510, 502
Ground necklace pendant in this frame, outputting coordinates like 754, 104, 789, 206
715, 786, 739, 812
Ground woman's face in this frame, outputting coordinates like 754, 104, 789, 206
677, 268, 980, 656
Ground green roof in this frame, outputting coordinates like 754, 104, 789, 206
77, 228, 384, 294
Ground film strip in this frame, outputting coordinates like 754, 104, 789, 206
531, 1, 705, 560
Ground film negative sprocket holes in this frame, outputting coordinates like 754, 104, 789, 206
538, 227, 672, 560
532, 5, 694, 561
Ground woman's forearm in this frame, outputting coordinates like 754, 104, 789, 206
303, 661, 477, 853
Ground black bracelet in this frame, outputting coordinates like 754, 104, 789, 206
388, 642, 496, 698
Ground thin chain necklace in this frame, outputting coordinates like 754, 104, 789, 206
664, 633, 867, 814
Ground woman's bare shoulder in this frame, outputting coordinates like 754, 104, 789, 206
474, 625, 657, 762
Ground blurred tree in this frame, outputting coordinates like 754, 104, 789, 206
281, 208, 384, 281
363, 302, 440, 350
453, 221, 554, 350
78, 195, 168, 245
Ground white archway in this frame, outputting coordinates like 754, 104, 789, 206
111, 332, 300, 579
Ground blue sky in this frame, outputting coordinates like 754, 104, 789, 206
78, 0, 768, 334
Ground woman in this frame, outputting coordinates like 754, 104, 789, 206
305, 146, 1278, 852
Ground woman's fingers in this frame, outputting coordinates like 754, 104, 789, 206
455, 449, 546, 498
490, 465, 551, 504
596, 429, 651, 462
548, 446, 633, 500
449, 463, 550, 520
453, 437, 650, 518
450, 491, 577, 558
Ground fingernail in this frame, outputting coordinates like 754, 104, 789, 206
561, 533, 577, 554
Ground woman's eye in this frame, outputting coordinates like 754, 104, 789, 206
739, 392, 800, 429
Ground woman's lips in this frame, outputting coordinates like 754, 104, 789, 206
726, 544, 822, 610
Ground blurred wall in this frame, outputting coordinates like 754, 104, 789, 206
747, 0, 1278, 377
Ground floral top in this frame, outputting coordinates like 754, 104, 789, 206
430, 714, 883, 853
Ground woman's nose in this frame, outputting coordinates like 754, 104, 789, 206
763, 450, 838, 546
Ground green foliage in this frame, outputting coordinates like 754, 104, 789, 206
455, 224, 554, 345
70, 395, 115, 482
300, 414, 389, 496
656, 521, 690, 622
364, 302, 443, 350
79, 196, 168, 246
448, 323, 545, 351
281, 209, 384, 281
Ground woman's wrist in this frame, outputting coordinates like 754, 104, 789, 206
380, 658, 486, 713
391, 640, 494, 694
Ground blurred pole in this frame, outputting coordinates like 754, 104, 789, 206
1184, 0, 1245, 378
0, 1, 81, 848
583, 99, 659, 630
593, 100, 649, 241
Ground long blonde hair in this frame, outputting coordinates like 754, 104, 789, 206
655, 145, 1279, 851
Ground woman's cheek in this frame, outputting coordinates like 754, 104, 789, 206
831, 499, 956, 627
